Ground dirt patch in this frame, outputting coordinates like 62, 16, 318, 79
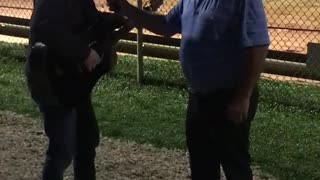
0, 111, 276, 180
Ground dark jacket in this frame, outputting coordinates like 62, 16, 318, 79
26, 0, 129, 107
29, 0, 101, 62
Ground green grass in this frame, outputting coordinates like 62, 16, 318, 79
1, 42, 320, 179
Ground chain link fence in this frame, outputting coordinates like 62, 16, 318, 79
1, 0, 320, 109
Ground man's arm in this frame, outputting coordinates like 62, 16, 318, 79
107, 0, 182, 37
226, 0, 270, 123
226, 46, 268, 123
235, 46, 268, 99
236, 0, 270, 98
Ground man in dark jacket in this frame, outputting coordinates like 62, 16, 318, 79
25, 0, 127, 179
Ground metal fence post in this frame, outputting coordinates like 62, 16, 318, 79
136, 0, 144, 84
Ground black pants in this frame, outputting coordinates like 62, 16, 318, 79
39, 97, 100, 180
186, 87, 259, 180
25, 59, 100, 180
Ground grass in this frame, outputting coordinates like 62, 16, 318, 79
1, 42, 320, 179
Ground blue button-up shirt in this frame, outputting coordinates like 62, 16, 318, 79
165, 0, 270, 93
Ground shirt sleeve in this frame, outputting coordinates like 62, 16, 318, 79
164, 0, 183, 34
240, 0, 270, 48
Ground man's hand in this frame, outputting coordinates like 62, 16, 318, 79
84, 49, 101, 72
107, 0, 174, 37
107, 0, 128, 13
226, 95, 250, 124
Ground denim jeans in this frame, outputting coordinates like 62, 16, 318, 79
25, 58, 100, 180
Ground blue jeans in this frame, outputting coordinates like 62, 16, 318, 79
25, 59, 100, 180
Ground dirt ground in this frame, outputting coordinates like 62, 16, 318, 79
1, 0, 319, 54
0, 111, 276, 180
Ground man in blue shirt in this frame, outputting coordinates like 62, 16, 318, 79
107, 0, 270, 179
